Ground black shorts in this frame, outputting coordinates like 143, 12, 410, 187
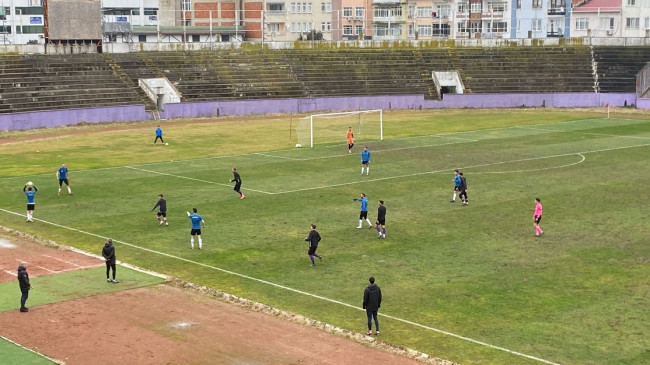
190, 228, 202, 235
308, 246, 318, 255
59, 178, 69, 186
376, 219, 385, 225
157, 211, 167, 217
454, 186, 460, 192
234, 183, 241, 191
27, 204, 35, 211
359, 211, 368, 220
534, 216, 542, 224
362, 161, 369, 165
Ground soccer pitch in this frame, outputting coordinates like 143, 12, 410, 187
1, 109, 649, 365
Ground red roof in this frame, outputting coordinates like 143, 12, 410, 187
574, 0, 621, 12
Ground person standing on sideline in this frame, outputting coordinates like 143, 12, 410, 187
354, 193, 373, 228
361, 146, 371, 175
375, 200, 386, 239
304, 223, 322, 266
187, 208, 206, 249
17, 262, 31, 312
102, 238, 118, 283
154, 124, 165, 144
56, 163, 72, 196
534, 198, 544, 237
230, 167, 245, 200
347, 127, 355, 154
459, 172, 469, 205
23, 183, 37, 222
152, 194, 168, 226
451, 169, 461, 202
363, 276, 382, 335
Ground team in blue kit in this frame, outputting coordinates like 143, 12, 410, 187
56, 163, 72, 196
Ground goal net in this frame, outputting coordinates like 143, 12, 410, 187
295, 109, 383, 148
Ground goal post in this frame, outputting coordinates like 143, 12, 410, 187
296, 109, 383, 148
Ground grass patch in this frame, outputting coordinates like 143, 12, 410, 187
0, 337, 56, 365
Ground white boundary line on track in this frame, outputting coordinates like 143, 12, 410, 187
4, 116, 643, 182
3, 270, 17, 276
0, 334, 64, 365
0, 206, 561, 365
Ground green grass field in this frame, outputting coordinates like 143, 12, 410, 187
1, 109, 649, 365
0, 337, 55, 365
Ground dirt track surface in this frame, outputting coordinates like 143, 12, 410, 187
0, 233, 426, 365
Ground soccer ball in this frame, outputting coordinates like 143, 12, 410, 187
165, 143, 169, 145
26, 181, 33, 186
295, 144, 302, 148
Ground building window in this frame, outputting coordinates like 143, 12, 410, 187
417, 7, 432, 18
491, 22, 507, 32
18, 25, 43, 34
0, 25, 11, 34
627, 0, 636, 5
321, 22, 331, 32
433, 23, 450, 35
645, 17, 650, 29
408, 23, 414, 37
321, 2, 331, 13
517, 0, 521, 9
470, 3, 482, 12
343, 25, 353, 35
457, 21, 469, 34
356, 25, 363, 35
532, 0, 542, 8
144, 8, 157, 15
575, 18, 589, 30
355, 7, 364, 17
408, 4, 415, 18
343, 7, 352, 17
132, 9, 141, 15
532, 19, 542, 32
600, 17, 614, 30
626, 17, 639, 29
269, 3, 284, 12
517, 19, 521, 31
417, 25, 432, 36
138, 35, 147, 42
487, 2, 506, 12
437, 4, 452, 17
457, 3, 467, 14
181, 0, 191, 11
16, 7, 43, 15
192, 34, 200, 42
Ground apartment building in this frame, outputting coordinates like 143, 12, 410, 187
0, 0, 44, 45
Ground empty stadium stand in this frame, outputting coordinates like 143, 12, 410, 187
592, 46, 650, 93
1, 46, 648, 115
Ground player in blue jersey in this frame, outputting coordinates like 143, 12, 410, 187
23, 183, 37, 222
451, 169, 461, 202
154, 124, 165, 144
56, 163, 72, 196
361, 146, 371, 176
186, 208, 205, 249
354, 193, 373, 229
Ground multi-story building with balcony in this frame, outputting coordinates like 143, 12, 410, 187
0, 0, 44, 45
621, 0, 650, 37
332, 0, 372, 40
512, 0, 570, 38
264, 0, 334, 41
572, 0, 621, 38
372, 0, 407, 40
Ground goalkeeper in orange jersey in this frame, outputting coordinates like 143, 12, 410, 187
347, 126, 354, 154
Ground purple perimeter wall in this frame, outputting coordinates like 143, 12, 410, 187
0, 93, 643, 131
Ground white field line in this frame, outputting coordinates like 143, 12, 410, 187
123, 166, 274, 195
253, 152, 301, 160
5, 117, 642, 182
469, 154, 586, 175
265, 143, 650, 195
0, 207, 560, 365
3, 270, 17, 276
0, 334, 64, 365
41, 254, 88, 268
517, 126, 650, 140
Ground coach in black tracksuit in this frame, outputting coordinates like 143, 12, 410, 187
102, 238, 118, 283
17, 262, 31, 312
304, 224, 322, 266
363, 276, 382, 335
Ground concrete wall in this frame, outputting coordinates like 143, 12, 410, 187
0, 94, 642, 131
0, 105, 149, 131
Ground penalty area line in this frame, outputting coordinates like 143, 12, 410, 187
0, 207, 559, 365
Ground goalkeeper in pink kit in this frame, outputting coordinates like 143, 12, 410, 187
533, 198, 544, 237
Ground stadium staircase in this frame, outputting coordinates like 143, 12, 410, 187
592, 46, 650, 93
412, 49, 442, 99
101, 54, 157, 111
